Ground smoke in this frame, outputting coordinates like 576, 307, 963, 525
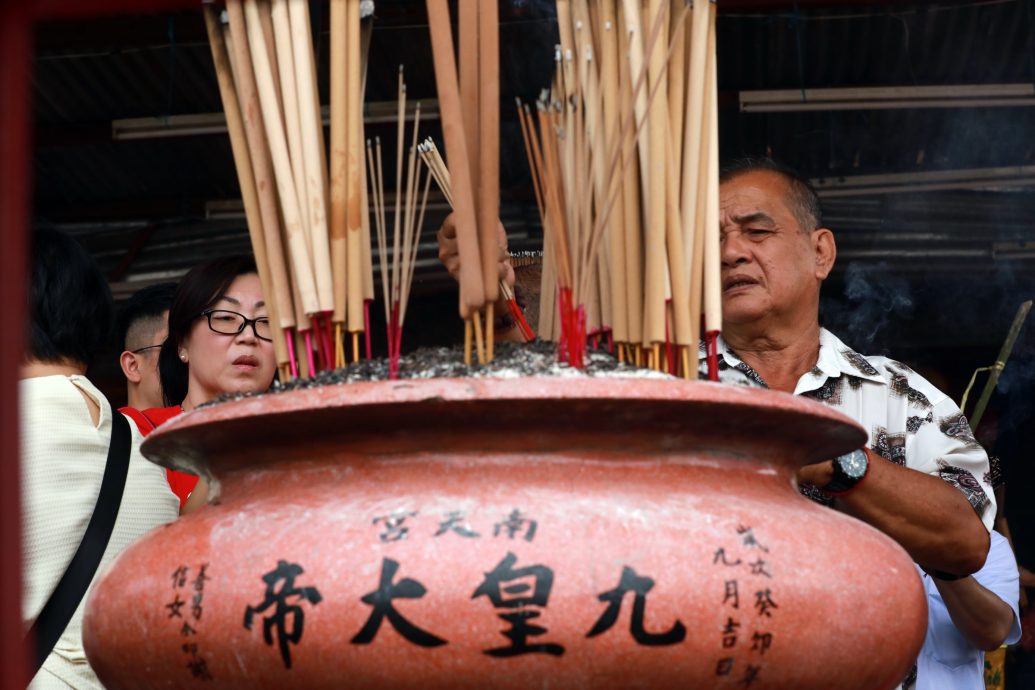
823, 262, 914, 354
993, 324, 1035, 433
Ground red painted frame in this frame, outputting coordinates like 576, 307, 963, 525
0, 3, 196, 686
0, 0, 956, 686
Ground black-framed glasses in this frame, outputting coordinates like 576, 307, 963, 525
199, 309, 272, 342
130, 344, 163, 355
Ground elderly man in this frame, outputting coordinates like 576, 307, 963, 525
711, 158, 994, 578
436, 157, 994, 576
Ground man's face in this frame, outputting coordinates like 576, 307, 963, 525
718, 170, 831, 328
135, 313, 168, 409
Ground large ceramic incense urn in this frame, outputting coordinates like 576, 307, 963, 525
83, 378, 925, 689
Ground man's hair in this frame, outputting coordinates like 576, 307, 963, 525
118, 282, 177, 351
720, 157, 823, 232
28, 228, 114, 366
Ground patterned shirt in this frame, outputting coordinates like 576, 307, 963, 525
700, 328, 996, 531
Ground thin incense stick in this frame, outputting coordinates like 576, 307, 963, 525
702, 1, 722, 381
359, 13, 376, 326
368, 138, 389, 323
345, 0, 365, 335
391, 68, 406, 317
599, 0, 629, 347
329, 0, 349, 333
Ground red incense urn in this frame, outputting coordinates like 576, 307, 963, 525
83, 378, 925, 689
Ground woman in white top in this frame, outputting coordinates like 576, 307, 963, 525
22, 228, 179, 689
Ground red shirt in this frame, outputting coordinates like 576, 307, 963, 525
119, 406, 198, 509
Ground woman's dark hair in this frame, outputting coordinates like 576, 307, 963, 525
158, 256, 258, 407
29, 228, 114, 366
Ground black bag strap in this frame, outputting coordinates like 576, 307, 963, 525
26, 409, 132, 675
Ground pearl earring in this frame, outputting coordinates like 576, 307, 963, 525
180, 354, 187, 362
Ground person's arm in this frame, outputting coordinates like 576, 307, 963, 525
181, 477, 208, 514
936, 532, 1020, 651
798, 448, 989, 576
437, 213, 523, 343
932, 575, 1015, 651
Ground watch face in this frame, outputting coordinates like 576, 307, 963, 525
840, 449, 868, 480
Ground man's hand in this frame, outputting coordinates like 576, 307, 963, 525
436, 212, 515, 290
797, 459, 834, 488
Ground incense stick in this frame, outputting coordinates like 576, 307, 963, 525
345, 0, 365, 339
205, 6, 290, 371
702, 0, 722, 381
241, 0, 320, 328
329, 0, 349, 342
426, 0, 486, 326
289, 0, 334, 316
478, 0, 501, 360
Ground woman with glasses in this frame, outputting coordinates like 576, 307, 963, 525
123, 256, 277, 511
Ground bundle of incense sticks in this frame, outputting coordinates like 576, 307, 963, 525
203, 0, 374, 380
517, 0, 722, 378
365, 68, 436, 379
425, 0, 503, 365
418, 138, 536, 343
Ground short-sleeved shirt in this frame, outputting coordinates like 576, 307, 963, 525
912, 530, 1021, 690
120, 405, 197, 508
700, 328, 996, 530
22, 375, 179, 688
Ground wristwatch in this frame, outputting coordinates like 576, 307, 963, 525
822, 448, 869, 496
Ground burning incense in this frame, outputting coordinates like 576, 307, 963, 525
364, 71, 432, 378
509, 0, 708, 372
210, 0, 374, 379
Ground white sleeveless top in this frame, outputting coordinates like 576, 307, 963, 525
21, 375, 179, 688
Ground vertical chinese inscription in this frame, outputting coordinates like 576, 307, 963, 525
712, 525, 778, 687
243, 560, 323, 669
165, 563, 213, 680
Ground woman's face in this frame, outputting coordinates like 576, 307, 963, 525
179, 273, 275, 407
